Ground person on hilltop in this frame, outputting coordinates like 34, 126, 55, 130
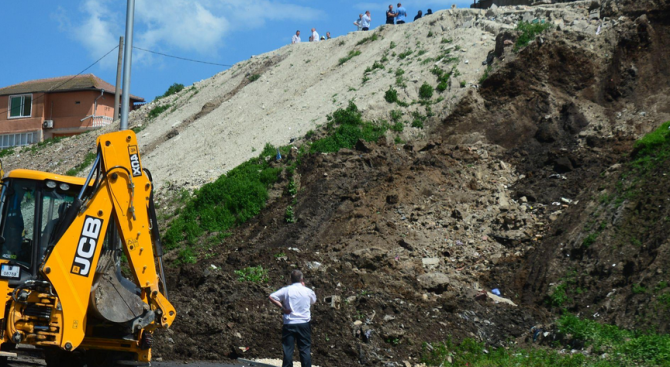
386, 4, 397, 25
354, 14, 364, 31
361, 10, 372, 31
311, 28, 320, 42
326, 32, 332, 40
426, 8, 433, 15
396, 3, 407, 24
414, 10, 423, 21
269, 270, 317, 367
292, 30, 301, 44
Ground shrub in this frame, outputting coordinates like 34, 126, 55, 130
161, 83, 185, 98
390, 41, 397, 49
460, 81, 466, 88
285, 205, 296, 223
310, 102, 388, 153
391, 122, 404, 132
0, 148, 14, 158
514, 21, 552, 51
385, 86, 399, 103
175, 248, 196, 265
356, 33, 379, 45
234, 266, 268, 282
419, 82, 434, 100
163, 153, 281, 249
338, 50, 362, 65
248, 74, 261, 82
148, 104, 171, 119
390, 110, 402, 122
436, 81, 448, 92
398, 50, 413, 59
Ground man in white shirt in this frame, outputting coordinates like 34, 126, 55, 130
269, 270, 317, 367
292, 30, 301, 44
311, 28, 319, 42
361, 11, 371, 31
354, 14, 363, 31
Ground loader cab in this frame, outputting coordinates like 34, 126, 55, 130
0, 170, 85, 286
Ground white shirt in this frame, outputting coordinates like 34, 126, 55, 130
270, 283, 317, 324
292, 35, 300, 44
361, 14, 371, 28
312, 30, 319, 42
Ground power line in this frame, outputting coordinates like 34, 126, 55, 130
28, 45, 120, 106
133, 46, 233, 67
46, 45, 120, 93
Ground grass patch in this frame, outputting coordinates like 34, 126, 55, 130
385, 86, 399, 103
66, 152, 96, 176
0, 148, 14, 158
356, 33, 379, 45
479, 65, 492, 84
515, 21, 552, 51
159, 83, 185, 99
234, 266, 269, 283
423, 314, 670, 366
441, 38, 453, 44
391, 122, 404, 132
419, 82, 434, 100
24, 136, 67, 154
390, 110, 402, 122
310, 102, 388, 153
338, 50, 362, 65
285, 205, 297, 223
390, 41, 397, 49
147, 104, 172, 119
163, 150, 282, 249
248, 74, 261, 82
398, 50, 413, 59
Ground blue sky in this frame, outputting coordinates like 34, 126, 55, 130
1, 0, 472, 101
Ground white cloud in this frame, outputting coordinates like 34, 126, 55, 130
57, 0, 324, 67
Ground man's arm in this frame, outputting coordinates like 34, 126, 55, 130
269, 289, 292, 314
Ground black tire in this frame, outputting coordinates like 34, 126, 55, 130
44, 348, 85, 367
0, 356, 8, 367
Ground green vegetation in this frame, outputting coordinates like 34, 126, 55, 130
364, 61, 385, 74
234, 266, 269, 283
632, 284, 648, 294
385, 85, 399, 103
427, 31, 434, 38
441, 38, 453, 44
66, 152, 97, 176
515, 21, 552, 51
160, 83, 185, 98
285, 205, 297, 223
338, 50, 362, 65
390, 41, 397, 49
460, 81, 466, 88
391, 122, 404, 132
0, 148, 14, 158
24, 136, 66, 154
147, 104, 172, 119
310, 102, 388, 153
419, 82, 434, 100
356, 33, 379, 45
248, 74, 261, 82
398, 50, 413, 59
163, 148, 281, 249
390, 109, 402, 122
175, 248, 197, 265
423, 314, 670, 366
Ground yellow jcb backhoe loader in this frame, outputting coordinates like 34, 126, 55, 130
0, 130, 175, 366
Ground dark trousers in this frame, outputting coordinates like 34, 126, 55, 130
397, 20, 405, 24
362, 27, 369, 31
282, 323, 312, 367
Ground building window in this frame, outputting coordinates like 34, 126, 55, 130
8, 94, 32, 118
0, 132, 36, 149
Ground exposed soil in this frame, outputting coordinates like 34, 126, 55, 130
153, 1, 670, 366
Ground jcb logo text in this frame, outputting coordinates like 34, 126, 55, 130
71, 216, 104, 277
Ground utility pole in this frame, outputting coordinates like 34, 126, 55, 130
113, 36, 124, 122
120, 0, 135, 130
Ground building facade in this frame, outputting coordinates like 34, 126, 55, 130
0, 74, 144, 149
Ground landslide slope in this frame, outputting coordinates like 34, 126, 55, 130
154, 0, 670, 365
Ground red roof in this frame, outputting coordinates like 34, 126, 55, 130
0, 74, 144, 101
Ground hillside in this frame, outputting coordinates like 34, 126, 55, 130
3, 0, 670, 366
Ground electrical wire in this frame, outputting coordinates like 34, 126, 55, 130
133, 46, 233, 67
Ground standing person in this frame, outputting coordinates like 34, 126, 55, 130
269, 270, 317, 367
311, 28, 319, 42
292, 30, 301, 44
386, 4, 397, 25
326, 32, 332, 40
414, 10, 423, 21
361, 10, 372, 31
426, 9, 433, 15
396, 3, 407, 24
354, 14, 363, 31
